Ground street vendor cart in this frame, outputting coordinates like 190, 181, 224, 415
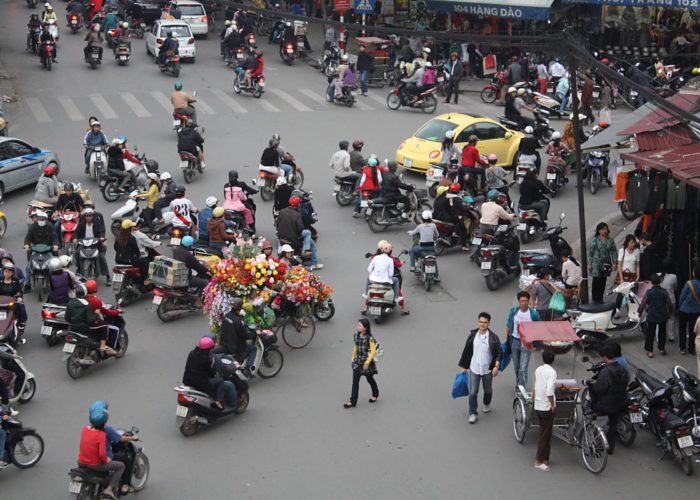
354, 36, 394, 88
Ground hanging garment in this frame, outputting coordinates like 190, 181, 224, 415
614, 170, 629, 201
627, 171, 649, 213
665, 177, 688, 211
645, 172, 667, 214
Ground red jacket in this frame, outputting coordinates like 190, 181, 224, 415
252, 58, 264, 77
461, 145, 486, 167
78, 427, 108, 466
89, 0, 103, 20
359, 165, 381, 190
86, 295, 120, 316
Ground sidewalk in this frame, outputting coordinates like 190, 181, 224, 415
0, 56, 18, 135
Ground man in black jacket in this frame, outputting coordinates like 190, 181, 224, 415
588, 344, 628, 453
218, 298, 259, 377
443, 52, 464, 105
183, 337, 236, 409
177, 120, 205, 168
356, 44, 373, 97
382, 161, 414, 218
24, 210, 59, 286
276, 197, 321, 269
458, 312, 502, 423
73, 207, 111, 285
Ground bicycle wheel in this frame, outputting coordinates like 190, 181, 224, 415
281, 305, 316, 349
513, 398, 528, 443
580, 423, 608, 474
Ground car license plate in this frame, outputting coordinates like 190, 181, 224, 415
369, 306, 381, 316
153, 295, 163, 305
173, 119, 180, 128
592, 91, 599, 98
0, 312, 6, 320
69, 481, 82, 494
630, 412, 643, 424
113, 273, 123, 282
63, 343, 76, 353
517, 223, 527, 231
287, 48, 294, 54
259, 81, 265, 87
403, 159, 412, 168
481, 261, 492, 270
437, 76, 444, 82
678, 435, 693, 448
170, 237, 181, 246
547, 173, 557, 180
41, 325, 53, 337
333, 184, 340, 192
360, 200, 368, 208
425, 265, 436, 274
179, 160, 189, 169
176, 405, 188, 417
472, 237, 482, 245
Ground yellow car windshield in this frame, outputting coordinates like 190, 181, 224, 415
414, 119, 457, 142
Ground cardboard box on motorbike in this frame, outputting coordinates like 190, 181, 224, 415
148, 257, 189, 287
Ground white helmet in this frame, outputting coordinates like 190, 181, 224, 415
423, 47, 431, 54
517, 88, 526, 96
93, 23, 101, 32
341, 54, 349, 62
524, 126, 534, 134
552, 131, 561, 140
225, 20, 231, 26
147, 172, 159, 182
276, 176, 287, 187
508, 86, 516, 93
205, 196, 218, 208
445, 130, 455, 140
425, 61, 432, 68
160, 172, 172, 181
122, 21, 129, 28
421, 210, 432, 220
59, 255, 72, 268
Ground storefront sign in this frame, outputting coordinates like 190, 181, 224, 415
562, 0, 697, 7
334, 0, 352, 11
427, 0, 552, 20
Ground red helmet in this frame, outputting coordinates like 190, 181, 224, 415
255, 49, 263, 57
289, 197, 301, 207
44, 166, 55, 177
85, 280, 98, 293
352, 140, 363, 150
449, 183, 461, 193
512, 56, 518, 62
601, 58, 609, 65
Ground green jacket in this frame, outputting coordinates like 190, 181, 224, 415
588, 236, 617, 278
65, 298, 99, 332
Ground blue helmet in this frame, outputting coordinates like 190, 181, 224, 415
487, 189, 499, 200
174, 82, 183, 91
89, 401, 109, 415
89, 408, 109, 426
182, 235, 194, 247
367, 157, 378, 167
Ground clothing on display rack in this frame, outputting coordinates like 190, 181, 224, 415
645, 171, 667, 214
626, 170, 649, 213
665, 178, 688, 211
614, 171, 629, 202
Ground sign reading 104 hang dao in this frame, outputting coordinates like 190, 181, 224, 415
426, 0, 552, 20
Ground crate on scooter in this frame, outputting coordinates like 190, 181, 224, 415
148, 257, 189, 287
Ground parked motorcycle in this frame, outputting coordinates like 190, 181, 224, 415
29, 244, 53, 302
0, 344, 36, 404
63, 313, 128, 379
670, 365, 700, 453
480, 70, 507, 103
0, 417, 44, 469
479, 223, 520, 290
519, 213, 572, 277
386, 83, 438, 114
86, 144, 106, 179
68, 426, 148, 497
159, 55, 181, 77
233, 68, 265, 98
366, 189, 431, 233
326, 75, 357, 107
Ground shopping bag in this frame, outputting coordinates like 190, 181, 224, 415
548, 290, 566, 313
599, 107, 612, 125
500, 343, 511, 372
451, 372, 469, 399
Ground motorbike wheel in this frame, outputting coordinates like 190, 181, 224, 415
345, 97, 354, 108
157, 299, 176, 322
82, 260, 97, 280
260, 183, 274, 201
44, 331, 60, 346
233, 78, 241, 94
10, 432, 44, 469
18, 378, 36, 404
513, 398, 528, 443
172, 65, 180, 78
257, 347, 284, 378
335, 185, 354, 206
421, 95, 437, 114
314, 299, 335, 321
589, 170, 601, 195
367, 212, 387, 233
519, 229, 534, 244
46, 57, 52, 71
548, 182, 557, 198
674, 443, 694, 476
180, 415, 198, 437
115, 330, 129, 358
480, 87, 497, 104
428, 184, 437, 199
324, 61, 337, 77
435, 241, 447, 256
684, 415, 700, 453
0, 215, 6, 238
183, 168, 193, 184
101, 181, 121, 202
66, 351, 87, 379
253, 84, 263, 99
580, 423, 608, 474
485, 271, 500, 291
424, 275, 432, 292
293, 170, 304, 189
616, 414, 636, 447
235, 392, 249, 414
110, 220, 122, 236
619, 200, 638, 220
131, 453, 150, 491
386, 92, 401, 110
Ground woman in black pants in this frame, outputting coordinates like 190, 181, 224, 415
344, 318, 379, 408
587, 222, 617, 304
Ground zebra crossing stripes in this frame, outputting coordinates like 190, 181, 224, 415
209, 88, 247, 114
89, 94, 118, 119
150, 91, 173, 113
56, 96, 84, 121
120, 92, 151, 118
298, 88, 328, 106
192, 96, 216, 115
25, 98, 51, 123
268, 89, 311, 112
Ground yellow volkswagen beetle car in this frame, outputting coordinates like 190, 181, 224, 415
396, 113, 524, 173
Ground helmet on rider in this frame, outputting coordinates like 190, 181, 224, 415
85, 280, 98, 293
198, 336, 215, 350
64, 182, 74, 192
271, 133, 281, 142
213, 207, 225, 218
89, 408, 108, 427
75, 284, 88, 298
231, 297, 244, 311
93, 23, 100, 32
255, 49, 263, 57
48, 256, 62, 274
487, 189, 499, 200
421, 210, 433, 221
367, 157, 378, 167
205, 196, 218, 208
341, 54, 349, 62
174, 185, 186, 197
225, 20, 231, 25
160, 172, 171, 181
228, 170, 238, 184
181, 235, 194, 247
89, 401, 109, 414
262, 240, 273, 250
289, 197, 301, 207
508, 86, 517, 93
517, 88, 526, 96
174, 82, 183, 91
147, 172, 159, 182
445, 130, 455, 140
276, 176, 287, 187
339, 140, 349, 150
352, 140, 363, 150
551, 131, 561, 140
122, 21, 128, 28
43, 166, 55, 176
83, 208, 95, 216
524, 126, 534, 134
121, 219, 135, 230
449, 183, 460, 193
59, 255, 72, 268
488, 153, 498, 162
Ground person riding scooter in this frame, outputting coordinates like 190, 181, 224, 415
171, 82, 196, 124
242, 50, 264, 89
183, 337, 237, 410
382, 161, 414, 218
518, 126, 541, 175
66, 284, 117, 356
177, 120, 205, 170
172, 236, 211, 296
218, 297, 260, 378
0, 264, 28, 329
159, 31, 178, 67
83, 23, 103, 61
47, 256, 74, 305
545, 132, 571, 180
84, 280, 121, 349
276, 197, 322, 270
24, 210, 59, 287
169, 185, 198, 236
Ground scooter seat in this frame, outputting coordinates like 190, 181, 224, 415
499, 118, 521, 129
432, 219, 454, 226
577, 302, 616, 313
70, 467, 108, 482
113, 264, 136, 268
369, 281, 392, 289
43, 303, 67, 309
663, 412, 687, 430
636, 369, 666, 393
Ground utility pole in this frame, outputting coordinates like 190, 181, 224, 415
568, 57, 589, 304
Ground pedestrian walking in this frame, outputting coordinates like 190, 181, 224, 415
587, 222, 617, 304
442, 52, 464, 104
343, 318, 379, 408
506, 292, 541, 390
533, 349, 562, 471
639, 273, 673, 357
657, 266, 678, 342
458, 312, 502, 424
678, 265, 700, 355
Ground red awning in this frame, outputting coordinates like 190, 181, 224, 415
620, 144, 700, 190
518, 321, 581, 350
617, 94, 700, 137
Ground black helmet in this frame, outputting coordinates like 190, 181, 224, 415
231, 298, 243, 310
64, 183, 74, 191
0, 252, 12, 263
339, 140, 349, 150
76, 284, 88, 298
167, 31, 173, 37
185, 118, 194, 127
174, 185, 186, 197
228, 170, 239, 183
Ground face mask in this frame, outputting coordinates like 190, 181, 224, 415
37, 221, 46, 227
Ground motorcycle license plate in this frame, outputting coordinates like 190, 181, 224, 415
41, 325, 53, 337
69, 481, 82, 494
287, 48, 294, 54
481, 261, 492, 270
179, 160, 189, 169
120, 55, 127, 60
71, 20, 78, 25
297, 42, 304, 48
176, 405, 188, 417
333, 184, 340, 193
91, 53, 99, 59
437, 76, 444, 82
472, 237, 482, 245
630, 412, 643, 424
170, 237, 181, 246
369, 306, 381, 316
113, 273, 123, 282
360, 200, 368, 208
63, 343, 76, 353
173, 119, 181, 128
546, 173, 557, 180
153, 295, 163, 305
517, 223, 527, 231
403, 159, 412, 168
425, 265, 436, 274
365, 208, 372, 215
236, 53, 243, 59
0, 312, 6, 320
678, 435, 693, 448
592, 91, 599, 98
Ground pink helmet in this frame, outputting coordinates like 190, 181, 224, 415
198, 337, 215, 350
488, 154, 498, 161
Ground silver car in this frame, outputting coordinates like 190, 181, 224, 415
0, 137, 60, 202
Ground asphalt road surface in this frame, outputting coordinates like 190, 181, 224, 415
1, 2, 697, 497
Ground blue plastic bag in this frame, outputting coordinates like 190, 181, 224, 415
452, 372, 469, 399
500, 343, 511, 372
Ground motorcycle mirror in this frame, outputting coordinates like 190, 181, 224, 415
560, 213, 565, 220
131, 426, 139, 434
364, 252, 373, 258
193, 90, 196, 97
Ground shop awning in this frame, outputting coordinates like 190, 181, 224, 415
518, 321, 581, 351
620, 144, 700, 190
562, 0, 690, 7
618, 94, 700, 137
581, 102, 656, 152
426, 0, 552, 20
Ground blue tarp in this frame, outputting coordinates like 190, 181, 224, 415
562, 0, 695, 7
427, 0, 552, 20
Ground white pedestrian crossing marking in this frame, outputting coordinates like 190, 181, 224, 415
56, 96, 84, 121
269, 89, 311, 112
298, 88, 328, 106
258, 99, 280, 113
120, 92, 151, 118
193, 96, 216, 115
209, 88, 247, 114
25, 98, 51, 123
150, 91, 173, 113
89, 94, 118, 119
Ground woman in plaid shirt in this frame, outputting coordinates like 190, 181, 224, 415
344, 318, 379, 408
